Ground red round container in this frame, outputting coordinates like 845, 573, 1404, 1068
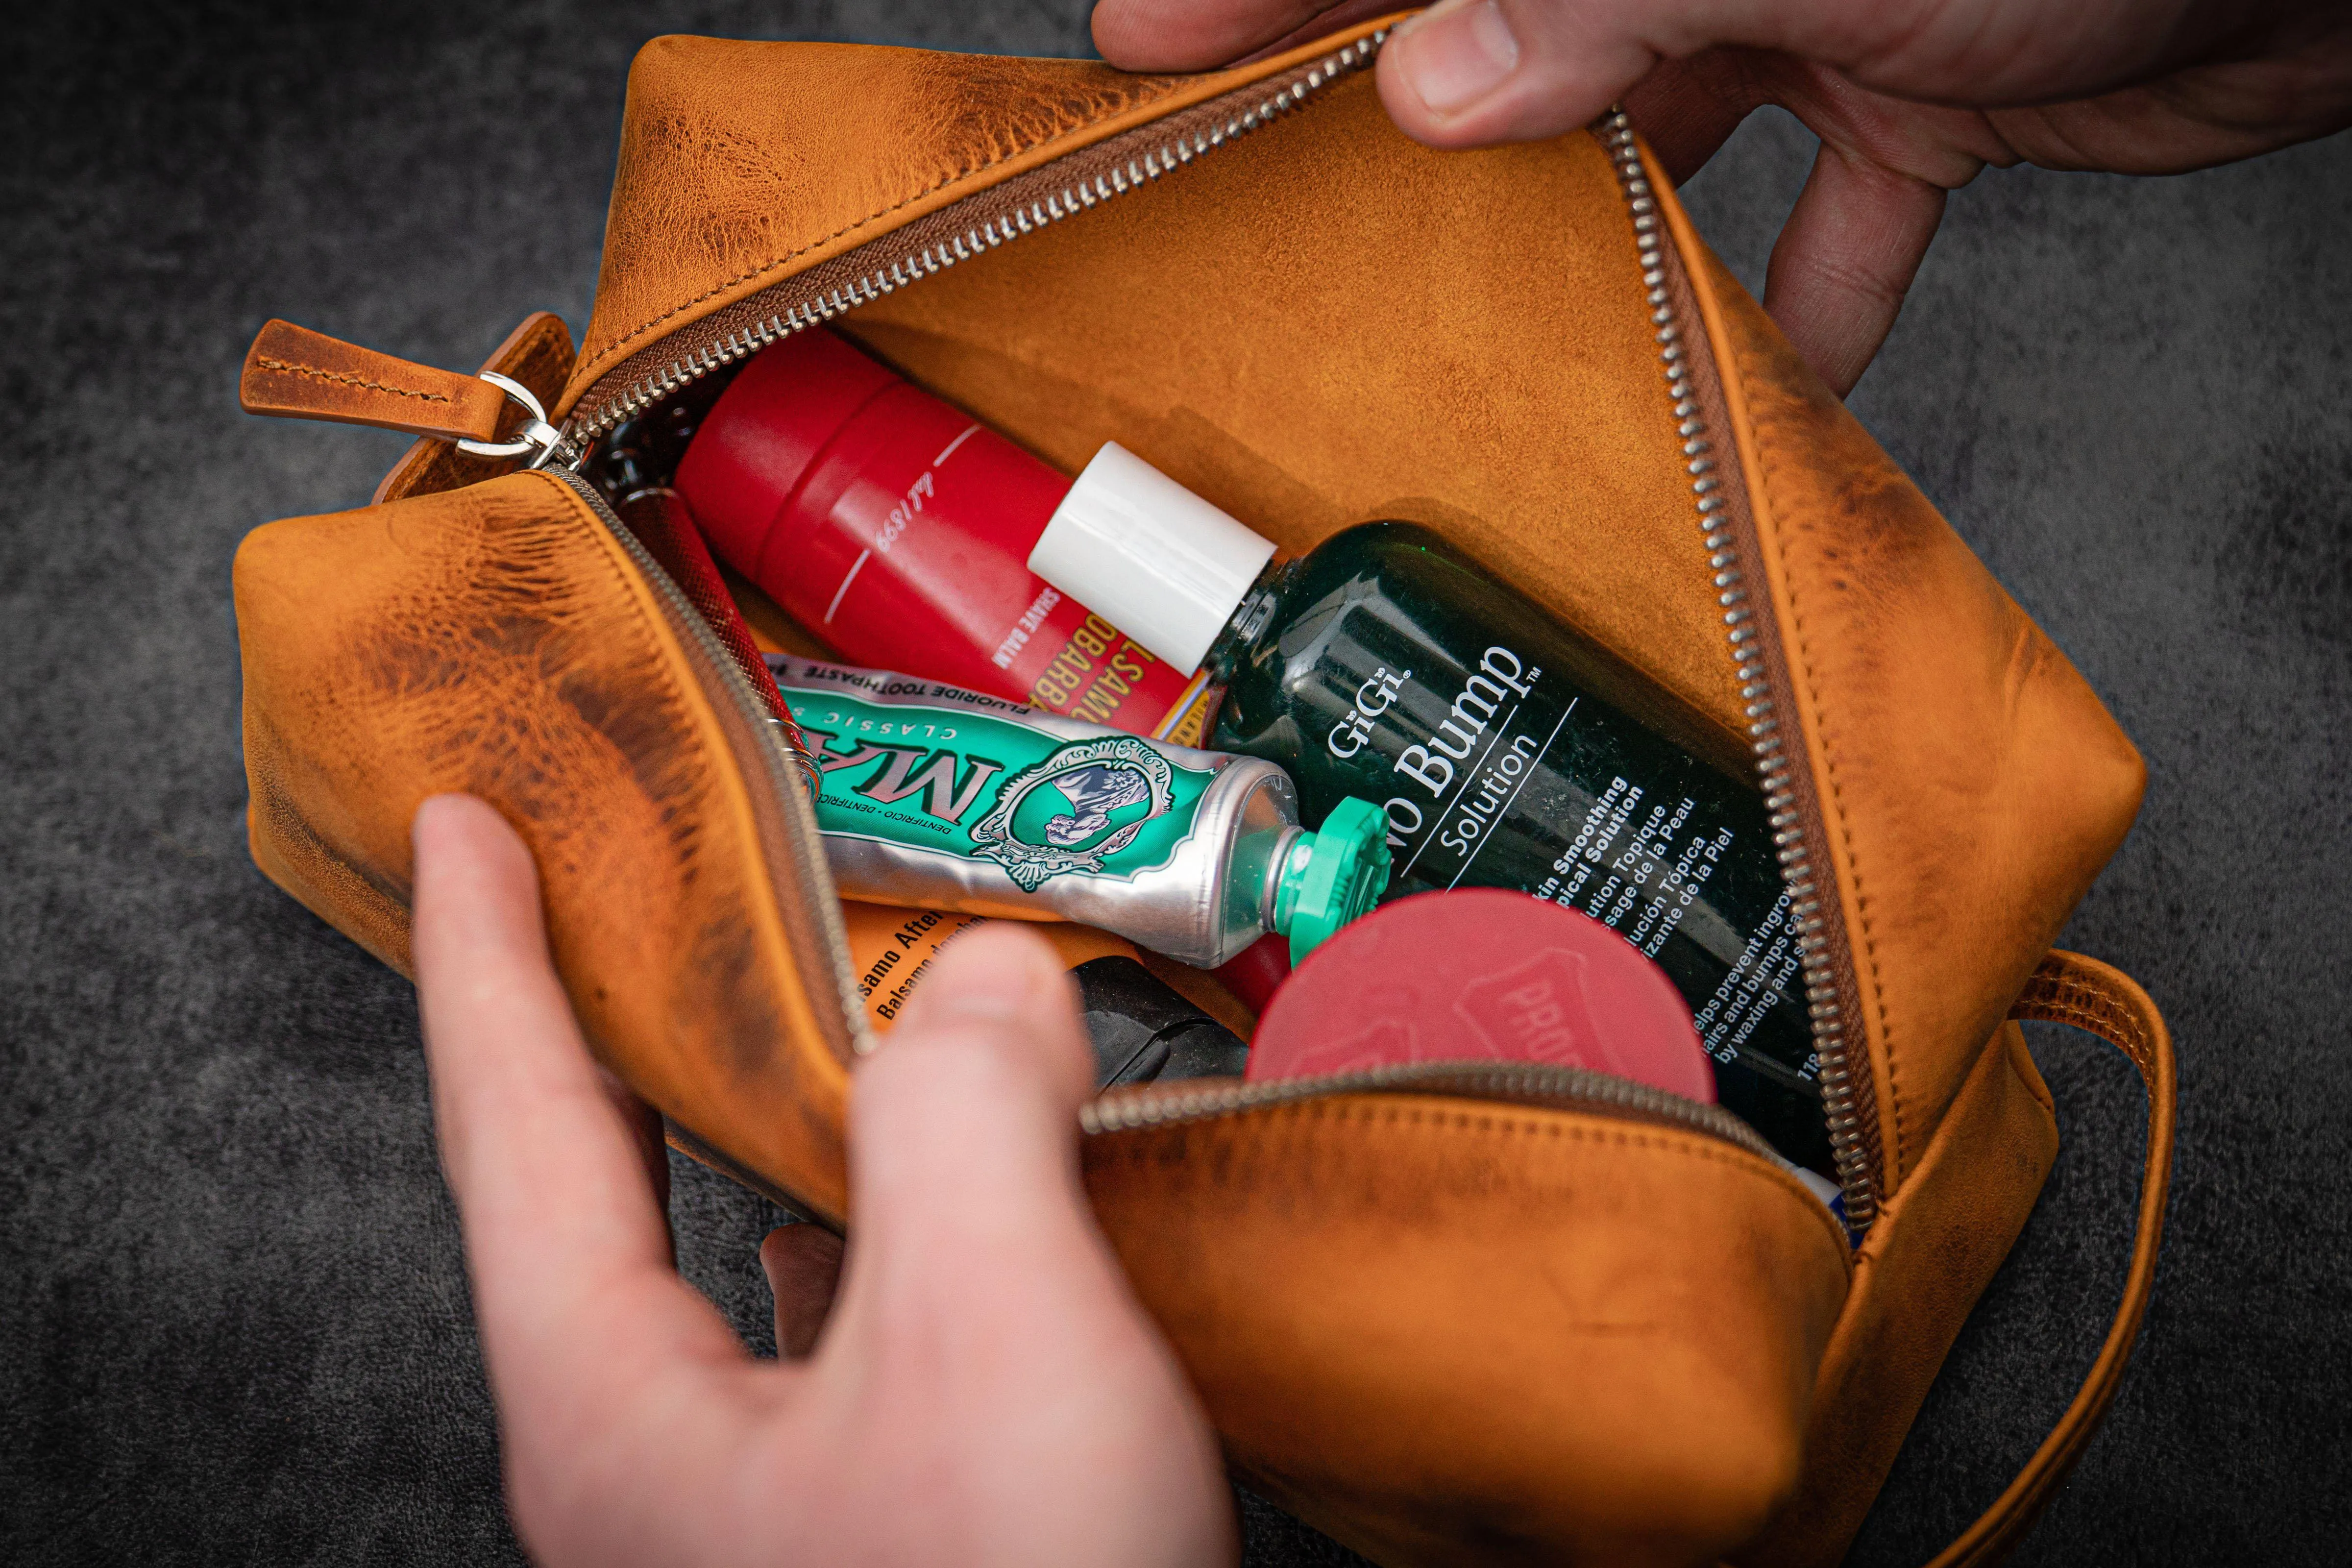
675, 328, 1214, 739
1246, 889, 1716, 1100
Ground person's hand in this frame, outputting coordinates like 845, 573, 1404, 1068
409, 792, 1234, 1568
1091, 0, 2352, 394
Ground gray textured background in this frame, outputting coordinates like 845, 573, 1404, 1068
4, 2, 2346, 1563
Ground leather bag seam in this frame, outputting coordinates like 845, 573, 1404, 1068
1102, 1096, 1855, 1265
1999, 1018, 2058, 1113
527, 472, 725, 842
523, 470, 841, 1141
1734, 338, 1909, 1179
593, 74, 1191, 374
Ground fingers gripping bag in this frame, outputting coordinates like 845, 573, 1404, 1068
230, 18, 2172, 1566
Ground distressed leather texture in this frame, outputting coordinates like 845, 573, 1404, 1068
838, 70, 1753, 774
1086, 1098, 1851, 1567
568, 32, 1374, 404
229, 16, 2171, 1567
235, 470, 854, 1219
240, 318, 512, 443
1666, 186, 2146, 1191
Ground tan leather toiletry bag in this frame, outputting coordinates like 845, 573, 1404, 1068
231, 14, 2176, 1565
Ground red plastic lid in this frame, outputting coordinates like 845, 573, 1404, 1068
1246, 889, 1715, 1100
674, 327, 900, 583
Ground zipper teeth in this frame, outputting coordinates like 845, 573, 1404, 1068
1081, 1059, 1781, 1161
1598, 112, 1877, 1228
592, 446, 1770, 1169
546, 466, 874, 1058
545, 47, 1813, 1186
559, 28, 1392, 462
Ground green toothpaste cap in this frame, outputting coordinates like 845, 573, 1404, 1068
1274, 796, 1392, 964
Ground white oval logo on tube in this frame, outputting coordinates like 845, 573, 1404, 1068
1027, 443, 1277, 675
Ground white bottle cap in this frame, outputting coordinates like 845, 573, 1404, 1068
1028, 443, 1277, 675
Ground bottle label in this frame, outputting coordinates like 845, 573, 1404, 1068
1150, 668, 1224, 749
775, 659, 1215, 892
1335, 646, 1812, 1079
1219, 521, 1833, 1175
1007, 597, 1200, 733
1338, 645, 1565, 889
841, 904, 980, 1026
770, 393, 1202, 732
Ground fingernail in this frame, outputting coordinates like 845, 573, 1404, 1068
906, 947, 1041, 1028
1395, 0, 1520, 118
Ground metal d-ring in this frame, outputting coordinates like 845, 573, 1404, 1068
456, 370, 564, 467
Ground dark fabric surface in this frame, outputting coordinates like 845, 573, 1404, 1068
3, 2, 2344, 1563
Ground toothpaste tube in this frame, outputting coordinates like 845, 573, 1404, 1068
768, 655, 1389, 968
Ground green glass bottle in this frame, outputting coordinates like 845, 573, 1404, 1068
1029, 448, 1832, 1178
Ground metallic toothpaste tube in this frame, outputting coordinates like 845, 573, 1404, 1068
768, 655, 1389, 968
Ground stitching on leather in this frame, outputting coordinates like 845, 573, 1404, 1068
2013, 960, 2158, 1079
256, 356, 453, 406
1733, 333, 1908, 1172
1096, 1097, 1855, 1262
590, 74, 1191, 375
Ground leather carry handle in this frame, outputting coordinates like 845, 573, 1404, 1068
1921, 950, 2177, 1568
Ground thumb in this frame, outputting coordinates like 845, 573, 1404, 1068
1377, 0, 1967, 149
814, 926, 1232, 1565
836, 923, 1099, 1312
758, 925, 1092, 1366
1379, 0, 1666, 147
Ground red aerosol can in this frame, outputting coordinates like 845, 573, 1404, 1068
676, 328, 1219, 743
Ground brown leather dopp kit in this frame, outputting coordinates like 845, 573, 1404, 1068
232, 13, 2176, 1566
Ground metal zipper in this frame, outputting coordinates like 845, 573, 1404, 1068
542, 465, 874, 1063
533, 35, 1872, 1200
552, 27, 1395, 467
1083, 1058, 1783, 1163
1596, 112, 1880, 1227
550, 466, 1782, 1178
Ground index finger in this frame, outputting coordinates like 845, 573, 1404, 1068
410, 795, 745, 1409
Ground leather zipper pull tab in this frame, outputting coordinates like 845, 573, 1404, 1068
239, 319, 563, 466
